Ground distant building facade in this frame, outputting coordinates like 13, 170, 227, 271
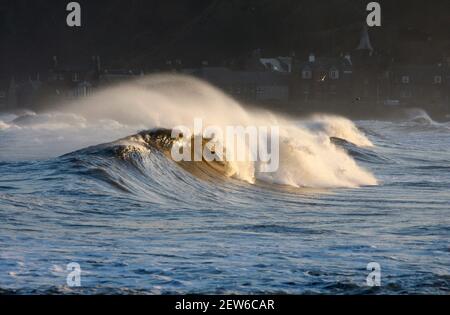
2, 24, 450, 116
4, 56, 145, 109
291, 53, 354, 103
185, 66, 290, 102
390, 64, 447, 105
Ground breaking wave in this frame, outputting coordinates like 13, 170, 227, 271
400, 108, 450, 131
1, 74, 377, 189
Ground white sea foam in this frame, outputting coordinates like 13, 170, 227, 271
306, 114, 374, 147
1, 74, 377, 188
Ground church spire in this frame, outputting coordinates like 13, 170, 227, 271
356, 24, 374, 54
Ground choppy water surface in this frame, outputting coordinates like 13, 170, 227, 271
0, 77, 449, 295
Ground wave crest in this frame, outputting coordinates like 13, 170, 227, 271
3, 74, 378, 189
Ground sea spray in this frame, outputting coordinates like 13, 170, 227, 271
1, 74, 377, 188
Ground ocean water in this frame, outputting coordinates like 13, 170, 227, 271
0, 75, 449, 295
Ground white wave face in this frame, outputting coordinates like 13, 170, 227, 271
405, 108, 437, 125
305, 114, 374, 147
0, 74, 377, 188
257, 125, 376, 188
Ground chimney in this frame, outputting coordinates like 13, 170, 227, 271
309, 53, 315, 63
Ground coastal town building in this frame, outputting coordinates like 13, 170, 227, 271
1, 25, 449, 115
291, 53, 354, 103
184, 67, 290, 102
390, 64, 447, 105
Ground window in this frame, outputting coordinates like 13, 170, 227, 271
401, 76, 410, 84
329, 69, 339, 80
302, 70, 312, 79
434, 76, 442, 84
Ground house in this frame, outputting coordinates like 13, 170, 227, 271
288, 24, 394, 106
45, 56, 142, 101
46, 56, 100, 101
291, 53, 353, 102
390, 64, 448, 107
185, 67, 290, 102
